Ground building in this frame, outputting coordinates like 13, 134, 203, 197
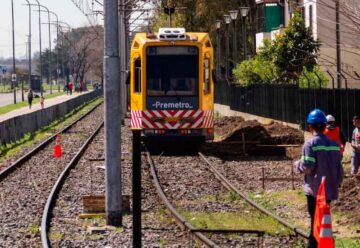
255, 0, 360, 88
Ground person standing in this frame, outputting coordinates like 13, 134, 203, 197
351, 115, 360, 175
40, 95, 45, 109
295, 109, 343, 248
324, 114, 346, 156
68, 82, 73, 95
27, 89, 33, 109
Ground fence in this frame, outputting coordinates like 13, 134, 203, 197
0, 90, 102, 144
215, 81, 360, 141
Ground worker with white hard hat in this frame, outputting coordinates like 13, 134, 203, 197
324, 114, 346, 156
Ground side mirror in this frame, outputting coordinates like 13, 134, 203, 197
125, 70, 130, 85
212, 69, 217, 84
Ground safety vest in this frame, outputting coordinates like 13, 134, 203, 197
324, 127, 344, 154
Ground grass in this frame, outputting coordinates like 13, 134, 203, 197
27, 223, 40, 235
175, 193, 292, 236
49, 232, 64, 241
178, 209, 291, 236
335, 237, 360, 248
249, 189, 360, 244
0, 97, 102, 161
0, 92, 65, 115
214, 111, 222, 120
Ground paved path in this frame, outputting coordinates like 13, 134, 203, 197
0, 91, 51, 107
0, 92, 86, 122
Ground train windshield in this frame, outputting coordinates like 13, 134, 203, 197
146, 46, 199, 96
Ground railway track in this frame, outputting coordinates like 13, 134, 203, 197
41, 122, 103, 248
146, 150, 309, 247
0, 100, 103, 180
0, 101, 104, 247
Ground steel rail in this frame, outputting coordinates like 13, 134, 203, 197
198, 152, 309, 240
145, 151, 219, 248
41, 121, 104, 248
0, 98, 103, 181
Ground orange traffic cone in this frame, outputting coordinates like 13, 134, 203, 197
313, 177, 335, 248
53, 134, 62, 158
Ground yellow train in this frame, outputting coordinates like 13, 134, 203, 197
129, 28, 215, 142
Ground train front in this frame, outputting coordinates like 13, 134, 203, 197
130, 28, 214, 143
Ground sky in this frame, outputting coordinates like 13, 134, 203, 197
0, 0, 96, 59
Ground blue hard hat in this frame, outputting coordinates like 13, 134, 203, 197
307, 109, 327, 124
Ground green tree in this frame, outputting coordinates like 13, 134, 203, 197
272, 12, 319, 83
233, 11, 326, 86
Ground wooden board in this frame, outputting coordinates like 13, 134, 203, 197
83, 195, 130, 213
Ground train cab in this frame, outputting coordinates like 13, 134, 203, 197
129, 28, 215, 142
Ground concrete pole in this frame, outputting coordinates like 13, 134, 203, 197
46, 9, 52, 94
119, 0, 127, 120
49, 11, 59, 92
104, 0, 122, 226
26, 0, 32, 93
11, 0, 17, 104
35, 0, 43, 96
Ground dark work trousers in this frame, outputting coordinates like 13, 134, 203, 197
306, 195, 331, 248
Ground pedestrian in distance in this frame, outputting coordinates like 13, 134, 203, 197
40, 95, 45, 109
68, 82, 73, 95
324, 114, 346, 156
27, 89, 33, 109
65, 82, 69, 95
351, 115, 360, 175
294, 109, 343, 248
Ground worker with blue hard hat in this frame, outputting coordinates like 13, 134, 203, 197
295, 109, 343, 248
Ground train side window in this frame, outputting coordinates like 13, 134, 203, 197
134, 58, 141, 93
203, 58, 210, 94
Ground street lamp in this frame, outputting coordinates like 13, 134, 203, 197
240, 7, 250, 61
48, 11, 60, 92
25, 0, 32, 101
11, 0, 16, 104
229, 10, 239, 68
40, 5, 52, 94
224, 14, 231, 80
215, 20, 221, 79
35, 0, 43, 97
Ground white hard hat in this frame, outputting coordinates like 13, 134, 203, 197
326, 115, 335, 122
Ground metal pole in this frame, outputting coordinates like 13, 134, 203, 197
232, 19, 237, 67
336, 0, 341, 88
11, 0, 17, 104
242, 16, 247, 61
35, 0, 43, 96
49, 11, 59, 92
26, 0, 32, 94
216, 28, 221, 79
132, 130, 141, 248
46, 9, 52, 94
104, 0, 122, 226
225, 23, 230, 80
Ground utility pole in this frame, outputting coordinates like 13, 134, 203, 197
11, 0, 17, 104
25, 0, 32, 95
104, 0, 122, 227
49, 11, 59, 92
335, 0, 341, 88
40, 6, 52, 94
35, 0, 43, 96
119, 0, 127, 121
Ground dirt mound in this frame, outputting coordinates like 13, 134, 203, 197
214, 117, 303, 145
333, 176, 360, 222
264, 122, 304, 144
214, 116, 245, 139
